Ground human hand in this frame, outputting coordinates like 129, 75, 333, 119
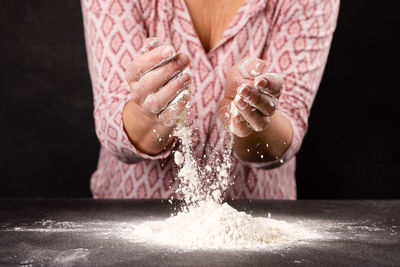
125, 38, 192, 127
218, 57, 283, 138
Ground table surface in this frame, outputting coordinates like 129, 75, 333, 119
0, 199, 399, 267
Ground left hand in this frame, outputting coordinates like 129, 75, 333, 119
218, 57, 283, 138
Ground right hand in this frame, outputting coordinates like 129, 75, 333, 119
125, 37, 192, 127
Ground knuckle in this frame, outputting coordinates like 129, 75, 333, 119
135, 63, 145, 76
155, 102, 166, 114
127, 60, 144, 81
138, 76, 152, 91
125, 61, 136, 82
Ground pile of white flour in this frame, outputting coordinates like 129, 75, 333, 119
133, 201, 312, 249
134, 78, 312, 249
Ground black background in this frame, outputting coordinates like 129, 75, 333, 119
0, 1, 399, 198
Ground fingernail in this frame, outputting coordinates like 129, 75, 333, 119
163, 121, 175, 127
178, 68, 191, 83
240, 58, 267, 78
178, 71, 190, 82
235, 95, 247, 109
147, 38, 158, 48
239, 84, 253, 99
161, 46, 175, 59
143, 37, 159, 52
254, 77, 269, 91
182, 81, 192, 91
177, 53, 190, 67
162, 117, 178, 127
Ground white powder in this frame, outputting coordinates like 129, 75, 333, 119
148, 71, 307, 249
133, 201, 313, 249
173, 109, 203, 205
173, 151, 184, 166
172, 87, 233, 206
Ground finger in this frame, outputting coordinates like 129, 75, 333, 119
229, 103, 252, 138
234, 95, 270, 132
237, 84, 278, 116
141, 69, 191, 117
254, 73, 283, 98
126, 44, 177, 82
238, 57, 268, 79
157, 90, 191, 127
142, 37, 168, 53
224, 57, 267, 99
131, 52, 191, 105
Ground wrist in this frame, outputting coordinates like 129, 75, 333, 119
123, 100, 175, 155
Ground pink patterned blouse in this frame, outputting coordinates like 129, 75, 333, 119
81, 0, 339, 199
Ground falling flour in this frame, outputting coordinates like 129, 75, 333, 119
172, 99, 233, 206
135, 70, 311, 249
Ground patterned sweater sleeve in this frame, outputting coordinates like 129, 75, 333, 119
81, 0, 174, 164
247, 0, 340, 169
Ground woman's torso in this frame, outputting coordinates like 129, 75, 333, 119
89, 0, 298, 199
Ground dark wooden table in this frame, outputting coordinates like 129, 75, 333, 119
0, 199, 399, 266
